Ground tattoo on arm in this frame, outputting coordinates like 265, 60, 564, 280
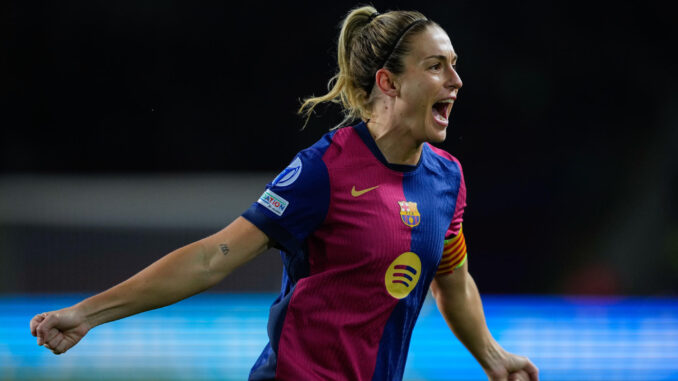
219, 243, 230, 256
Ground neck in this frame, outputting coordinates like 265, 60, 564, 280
366, 111, 423, 166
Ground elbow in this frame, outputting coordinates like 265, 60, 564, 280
195, 240, 221, 290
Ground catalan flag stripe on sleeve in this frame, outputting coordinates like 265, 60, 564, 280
436, 226, 467, 276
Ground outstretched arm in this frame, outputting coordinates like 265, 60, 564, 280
431, 260, 539, 381
30, 216, 270, 354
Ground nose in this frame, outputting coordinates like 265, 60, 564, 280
446, 64, 463, 90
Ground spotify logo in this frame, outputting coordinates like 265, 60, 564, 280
384, 252, 422, 299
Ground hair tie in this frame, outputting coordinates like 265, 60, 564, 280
368, 12, 380, 23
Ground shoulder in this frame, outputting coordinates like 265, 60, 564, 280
277, 125, 364, 183
424, 143, 463, 173
297, 126, 357, 160
300, 125, 369, 167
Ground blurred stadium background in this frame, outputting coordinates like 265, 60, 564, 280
2, 1, 677, 380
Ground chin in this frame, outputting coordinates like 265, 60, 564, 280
425, 119, 448, 143
427, 130, 447, 144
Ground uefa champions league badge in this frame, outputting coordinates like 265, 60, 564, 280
272, 157, 302, 187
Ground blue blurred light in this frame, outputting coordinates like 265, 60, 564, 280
2, 294, 677, 380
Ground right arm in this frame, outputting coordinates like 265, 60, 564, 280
30, 216, 270, 354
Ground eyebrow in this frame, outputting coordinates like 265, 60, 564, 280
423, 54, 458, 62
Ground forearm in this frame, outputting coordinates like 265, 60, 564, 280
30, 218, 270, 356
432, 271, 503, 370
75, 239, 215, 328
72, 217, 269, 329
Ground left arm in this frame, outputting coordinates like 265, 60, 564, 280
431, 260, 539, 381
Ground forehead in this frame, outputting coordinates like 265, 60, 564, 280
408, 26, 456, 62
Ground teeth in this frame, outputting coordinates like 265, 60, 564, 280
437, 99, 454, 104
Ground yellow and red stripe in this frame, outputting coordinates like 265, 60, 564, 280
436, 226, 467, 276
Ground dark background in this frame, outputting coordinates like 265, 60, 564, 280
2, 1, 676, 294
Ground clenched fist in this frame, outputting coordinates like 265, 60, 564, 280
30, 307, 91, 355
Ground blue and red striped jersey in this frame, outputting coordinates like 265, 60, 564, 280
242, 121, 466, 380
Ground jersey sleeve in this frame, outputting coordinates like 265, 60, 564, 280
437, 158, 467, 276
241, 148, 330, 255
446, 158, 466, 238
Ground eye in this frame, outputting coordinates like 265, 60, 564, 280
430, 63, 442, 70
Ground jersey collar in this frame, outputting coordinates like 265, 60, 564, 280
353, 121, 423, 172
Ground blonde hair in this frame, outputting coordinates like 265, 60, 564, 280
297, 5, 436, 130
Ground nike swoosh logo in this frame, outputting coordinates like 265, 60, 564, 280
351, 185, 380, 197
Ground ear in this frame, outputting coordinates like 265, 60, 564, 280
374, 68, 399, 97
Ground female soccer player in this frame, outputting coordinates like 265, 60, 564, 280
30, 6, 538, 381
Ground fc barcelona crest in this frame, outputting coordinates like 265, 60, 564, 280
398, 201, 421, 227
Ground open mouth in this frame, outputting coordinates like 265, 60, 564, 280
432, 100, 453, 125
